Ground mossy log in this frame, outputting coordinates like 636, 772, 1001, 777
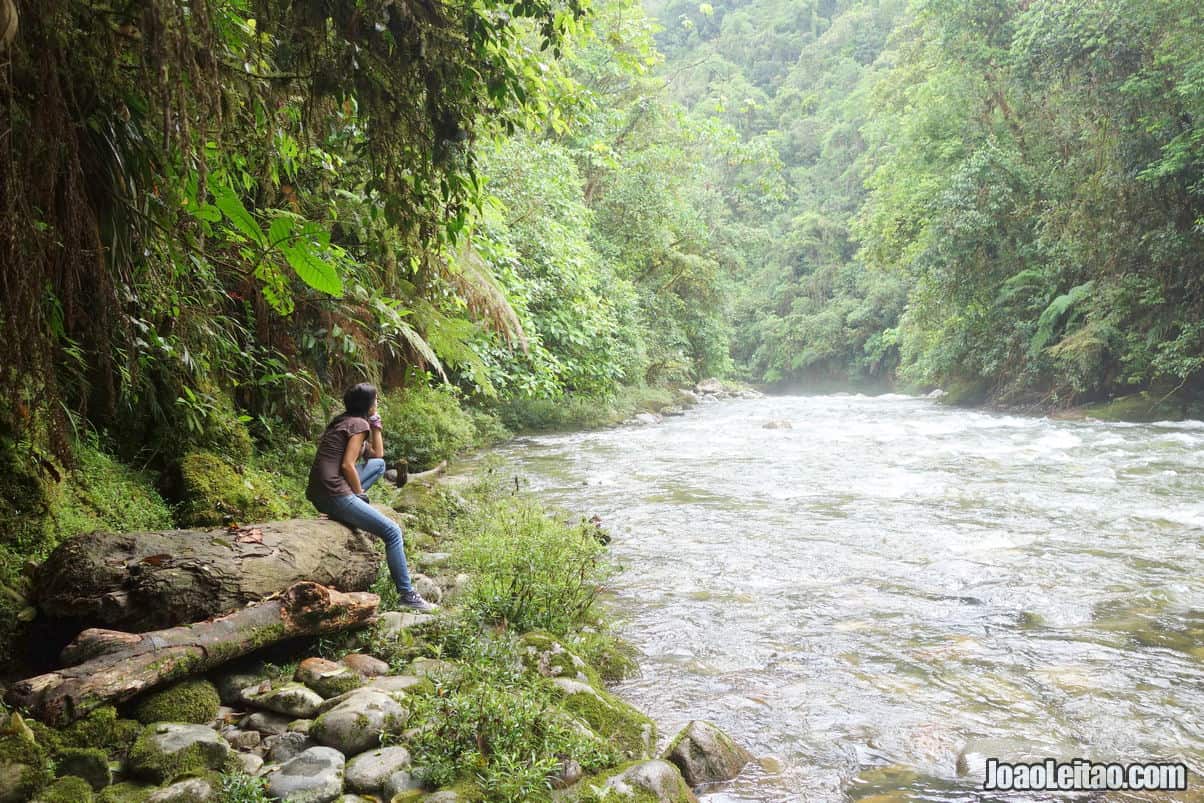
33, 516, 383, 631
6, 582, 379, 725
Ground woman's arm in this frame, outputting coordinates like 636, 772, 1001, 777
366, 414, 384, 459
342, 431, 368, 495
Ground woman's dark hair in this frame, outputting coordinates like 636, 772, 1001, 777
343, 383, 378, 417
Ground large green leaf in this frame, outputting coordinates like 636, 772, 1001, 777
213, 184, 266, 246
280, 241, 343, 297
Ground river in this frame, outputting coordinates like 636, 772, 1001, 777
493, 393, 1204, 802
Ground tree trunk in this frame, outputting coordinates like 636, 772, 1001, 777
34, 516, 383, 631
6, 582, 379, 725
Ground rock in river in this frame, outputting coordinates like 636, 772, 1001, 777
663, 720, 753, 786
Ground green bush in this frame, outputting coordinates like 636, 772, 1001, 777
398, 633, 617, 802
217, 772, 271, 803
452, 489, 613, 635
379, 384, 479, 470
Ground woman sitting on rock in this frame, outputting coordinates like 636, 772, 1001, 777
306, 383, 435, 611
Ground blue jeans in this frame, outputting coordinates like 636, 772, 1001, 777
312, 458, 413, 594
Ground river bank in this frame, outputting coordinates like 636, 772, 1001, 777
1, 435, 757, 802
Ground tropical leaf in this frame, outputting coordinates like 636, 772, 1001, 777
442, 244, 528, 350
1030, 281, 1095, 356
213, 184, 266, 246
392, 319, 448, 380
280, 240, 343, 297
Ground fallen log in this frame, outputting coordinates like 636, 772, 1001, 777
409, 460, 448, 483
7, 582, 379, 725
34, 515, 385, 631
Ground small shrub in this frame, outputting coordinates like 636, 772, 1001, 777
218, 771, 272, 803
453, 494, 613, 635
398, 633, 617, 802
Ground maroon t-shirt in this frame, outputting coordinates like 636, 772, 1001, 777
307, 416, 370, 500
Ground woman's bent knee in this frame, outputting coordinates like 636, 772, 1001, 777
379, 523, 403, 547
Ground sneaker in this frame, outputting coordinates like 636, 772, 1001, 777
398, 589, 439, 612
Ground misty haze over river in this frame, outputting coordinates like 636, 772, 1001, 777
493, 394, 1204, 802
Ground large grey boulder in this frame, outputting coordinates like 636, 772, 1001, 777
383, 771, 423, 797
266, 731, 318, 764
266, 746, 345, 803
242, 711, 292, 736
406, 658, 456, 679
127, 723, 231, 784
312, 689, 406, 756
146, 778, 214, 802
367, 675, 424, 694
412, 574, 443, 604
599, 760, 698, 802
345, 745, 412, 794
234, 752, 264, 776
221, 727, 261, 751
249, 683, 324, 718
663, 720, 753, 786
378, 611, 435, 637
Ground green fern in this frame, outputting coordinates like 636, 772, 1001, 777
1029, 281, 1095, 356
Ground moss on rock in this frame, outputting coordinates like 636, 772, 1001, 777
176, 451, 276, 527
34, 775, 95, 803
97, 781, 155, 803
518, 631, 599, 685
132, 679, 221, 725
51, 706, 142, 760
572, 760, 698, 803
0, 732, 53, 803
553, 680, 655, 761
126, 723, 230, 785
1079, 391, 1204, 422
56, 746, 112, 790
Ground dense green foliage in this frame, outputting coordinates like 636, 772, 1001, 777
453, 489, 614, 633
0, 0, 728, 658
1, 0, 1201, 668
651, 0, 1203, 405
